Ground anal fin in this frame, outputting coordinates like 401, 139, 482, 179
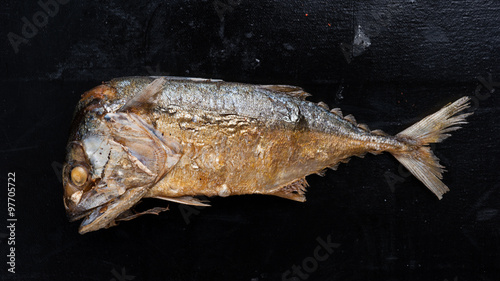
268, 178, 308, 202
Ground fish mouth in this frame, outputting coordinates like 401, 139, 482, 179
65, 197, 107, 224
67, 186, 150, 234
67, 208, 93, 222
78, 203, 114, 234
64, 176, 126, 225
64, 187, 113, 222
65, 198, 118, 234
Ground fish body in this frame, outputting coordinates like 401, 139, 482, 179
63, 77, 472, 233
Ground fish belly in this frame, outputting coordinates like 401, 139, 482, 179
145, 108, 370, 200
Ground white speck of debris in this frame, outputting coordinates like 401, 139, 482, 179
218, 184, 230, 197
352, 25, 371, 57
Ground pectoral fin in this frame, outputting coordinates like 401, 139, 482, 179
118, 77, 166, 113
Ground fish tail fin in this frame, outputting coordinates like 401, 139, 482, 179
390, 97, 473, 199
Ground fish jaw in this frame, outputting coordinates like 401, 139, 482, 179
78, 186, 149, 234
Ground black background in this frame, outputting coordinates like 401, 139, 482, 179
1, 1, 499, 280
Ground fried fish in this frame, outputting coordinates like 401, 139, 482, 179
63, 77, 472, 233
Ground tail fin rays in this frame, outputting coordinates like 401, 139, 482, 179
390, 97, 472, 199
393, 148, 448, 199
396, 97, 472, 144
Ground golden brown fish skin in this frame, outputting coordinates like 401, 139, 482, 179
100, 77, 408, 201
143, 107, 405, 202
73, 77, 406, 203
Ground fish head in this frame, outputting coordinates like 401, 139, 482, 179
63, 84, 182, 234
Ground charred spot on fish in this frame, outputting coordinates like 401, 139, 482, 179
81, 84, 117, 103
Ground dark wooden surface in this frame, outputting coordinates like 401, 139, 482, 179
1, 1, 499, 280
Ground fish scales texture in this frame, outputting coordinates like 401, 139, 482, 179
110, 77, 393, 199
63, 76, 472, 233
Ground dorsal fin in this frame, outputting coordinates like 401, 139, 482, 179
344, 114, 357, 125
259, 85, 311, 100
330, 108, 343, 117
371, 129, 387, 136
358, 123, 370, 132
317, 102, 329, 110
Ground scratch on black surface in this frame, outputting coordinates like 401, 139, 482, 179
0, 145, 39, 153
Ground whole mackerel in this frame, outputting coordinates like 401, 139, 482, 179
63, 77, 472, 234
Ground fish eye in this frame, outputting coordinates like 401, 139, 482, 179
70, 166, 88, 187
